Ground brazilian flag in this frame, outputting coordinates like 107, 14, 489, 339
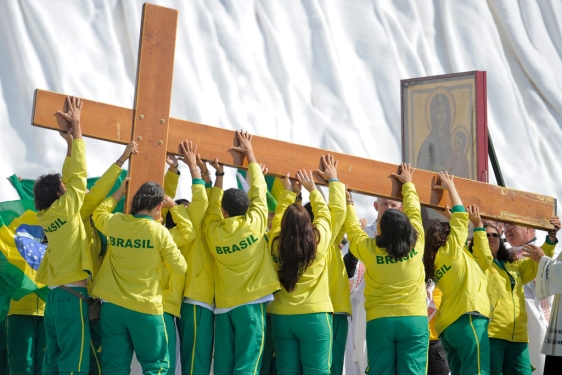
236, 169, 284, 212
0, 200, 49, 321
0, 170, 129, 321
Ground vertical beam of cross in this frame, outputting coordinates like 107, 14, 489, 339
127, 4, 177, 211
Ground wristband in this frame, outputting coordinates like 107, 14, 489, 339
116, 159, 125, 166
190, 168, 200, 173
328, 178, 339, 183
171, 163, 179, 169
215, 171, 225, 177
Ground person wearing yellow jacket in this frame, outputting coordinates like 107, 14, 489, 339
92, 175, 187, 375
62, 137, 137, 375
162, 141, 209, 375
204, 131, 280, 374
423, 172, 491, 375
34, 96, 93, 375
345, 163, 427, 375
469, 217, 559, 375
302, 155, 348, 375
268, 157, 343, 374
175, 156, 217, 375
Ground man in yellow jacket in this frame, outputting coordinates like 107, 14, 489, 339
204, 131, 280, 374
62, 135, 137, 375
34, 96, 92, 375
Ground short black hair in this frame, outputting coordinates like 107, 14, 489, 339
222, 188, 250, 217
130, 182, 165, 215
34, 173, 63, 211
165, 199, 190, 229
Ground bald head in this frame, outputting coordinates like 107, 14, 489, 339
374, 198, 403, 221
504, 224, 535, 247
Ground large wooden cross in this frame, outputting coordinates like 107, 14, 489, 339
31, 4, 556, 230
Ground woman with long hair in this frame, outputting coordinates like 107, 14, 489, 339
423, 172, 490, 375
469, 218, 560, 375
268, 162, 345, 375
344, 163, 427, 375
92, 180, 187, 374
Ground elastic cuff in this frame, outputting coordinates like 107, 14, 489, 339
192, 178, 206, 186
450, 205, 466, 213
205, 181, 213, 188
328, 178, 339, 183
473, 227, 486, 232
545, 235, 558, 245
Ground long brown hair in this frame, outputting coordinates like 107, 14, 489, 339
275, 203, 320, 292
423, 222, 450, 283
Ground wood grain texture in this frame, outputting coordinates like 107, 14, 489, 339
127, 4, 178, 210
32, 89, 556, 230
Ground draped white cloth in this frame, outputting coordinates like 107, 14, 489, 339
537, 253, 562, 357
1, 1, 562, 374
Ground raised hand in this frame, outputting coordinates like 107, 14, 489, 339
210, 158, 224, 189
296, 169, 316, 192
346, 186, 352, 202
56, 96, 83, 139
281, 173, 291, 191
259, 163, 268, 175
434, 171, 462, 207
467, 205, 483, 228
229, 130, 256, 163
522, 244, 545, 263
548, 216, 560, 241
434, 171, 455, 191
117, 141, 138, 166
391, 163, 415, 184
166, 153, 180, 169
210, 158, 223, 173
315, 154, 338, 182
293, 180, 302, 195
359, 218, 367, 230
196, 154, 211, 182
162, 195, 177, 209
179, 141, 198, 169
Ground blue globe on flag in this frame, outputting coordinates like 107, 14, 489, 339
14, 224, 46, 271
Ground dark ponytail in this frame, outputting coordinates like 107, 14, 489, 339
423, 222, 450, 283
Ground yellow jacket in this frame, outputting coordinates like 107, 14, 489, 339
325, 182, 351, 315
268, 188, 337, 314
64, 160, 123, 282
472, 232, 557, 342
8, 293, 45, 317
429, 286, 443, 340
204, 162, 280, 308
182, 186, 215, 307
433, 209, 491, 336
345, 182, 426, 322
91, 197, 187, 315
36, 139, 93, 286
162, 181, 208, 316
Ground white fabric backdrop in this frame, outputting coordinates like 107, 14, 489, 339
1, 0, 561, 373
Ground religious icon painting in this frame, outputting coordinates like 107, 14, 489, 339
401, 71, 488, 182
401, 71, 488, 230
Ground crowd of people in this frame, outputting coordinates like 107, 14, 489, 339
1, 96, 561, 375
